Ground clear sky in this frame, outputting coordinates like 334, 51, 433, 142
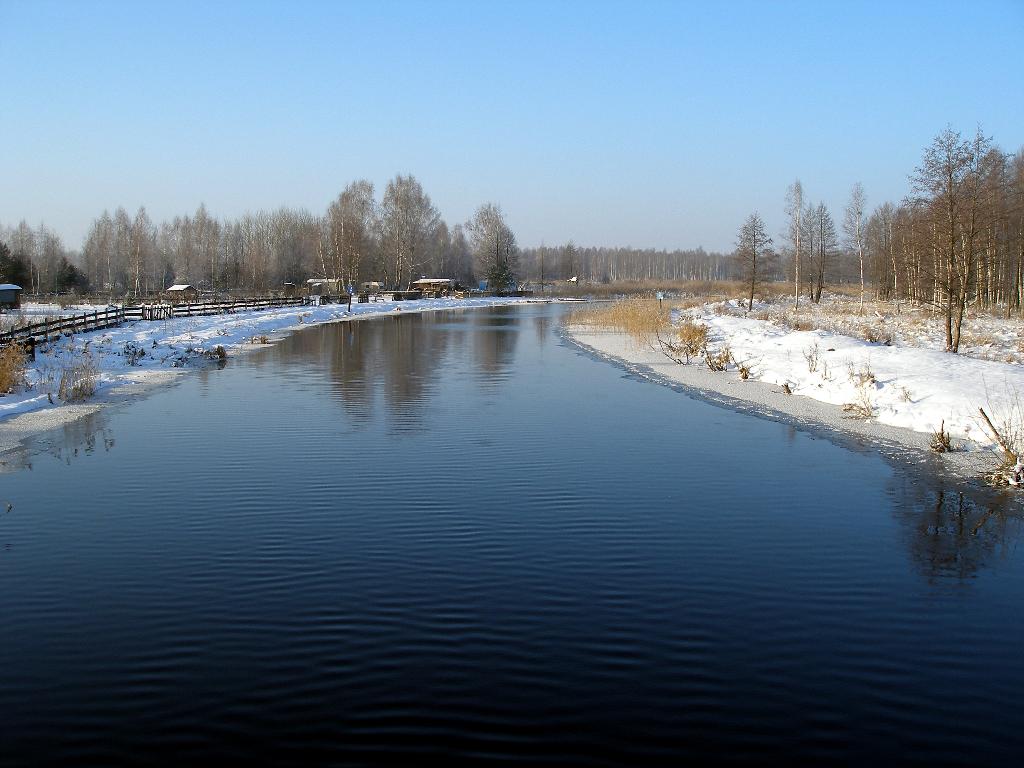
2, 0, 1022, 253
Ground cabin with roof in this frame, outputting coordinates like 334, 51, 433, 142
306, 278, 345, 298
0, 283, 23, 309
164, 284, 198, 303
410, 278, 454, 298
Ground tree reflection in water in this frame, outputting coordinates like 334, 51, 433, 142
887, 472, 1023, 583
268, 307, 522, 429
0, 410, 115, 474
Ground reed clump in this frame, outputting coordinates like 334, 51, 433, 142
58, 354, 98, 402
0, 343, 28, 394
664, 318, 709, 363
569, 299, 671, 346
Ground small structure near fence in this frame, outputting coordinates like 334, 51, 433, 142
165, 284, 198, 303
306, 278, 344, 298
0, 283, 23, 310
410, 278, 454, 298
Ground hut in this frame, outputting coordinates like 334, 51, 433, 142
306, 278, 344, 298
165, 284, 198, 303
410, 278, 455, 298
0, 283, 23, 309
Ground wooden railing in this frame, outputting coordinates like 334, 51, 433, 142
0, 307, 127, 345
0, 296, 308, 347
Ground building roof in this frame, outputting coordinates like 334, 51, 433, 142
412, 278, 454, 285
167, 284, 194, 291
0, 284, 22, 291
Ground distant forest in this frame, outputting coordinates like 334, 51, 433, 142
1, 127, 1022, 315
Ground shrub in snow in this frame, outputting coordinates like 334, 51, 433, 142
931, 421, 953, 453
58, 355, 98, 402
0, 343, 27, 394
122, 342, 146, 366
705, 344, 731, 372
803, 342, 820, 373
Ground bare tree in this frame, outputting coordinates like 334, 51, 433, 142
735, 212, 774, 311
807, 203, 838, 303
466, 203, 517, 283
379, 174, 440, 287
843, 182, 867, 313
910, 126, 994, 351
785, 179, 804, 309
128, 206, 155, 297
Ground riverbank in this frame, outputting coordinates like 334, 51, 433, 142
565, 303, 1019, 487
0, 296, 556, 449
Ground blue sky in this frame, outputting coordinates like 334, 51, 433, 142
2, 0, 1022, 252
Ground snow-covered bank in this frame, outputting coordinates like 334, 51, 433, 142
566, 298, 1024, 485
0, 296, 548, 429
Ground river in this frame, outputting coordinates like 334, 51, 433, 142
1, 303, 1022, 764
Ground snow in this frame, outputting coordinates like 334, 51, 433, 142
683, 299, 1024, 453
0, 296, 547, 423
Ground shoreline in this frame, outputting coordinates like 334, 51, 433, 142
564, 325, 1004, 490
0, 297, 563, 458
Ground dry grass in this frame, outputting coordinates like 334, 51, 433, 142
666, 319, 709, 363
961, 331, 997, 348
705, 344, 731, 371
860, 324, 893, 345
846, 358, 875, 387
803, 342, 820, 373
58, 354, 98, 402
843, 386, 875, 419
0, 343, 28, 394
569, 299, 671, 346
931, 421, 953, 452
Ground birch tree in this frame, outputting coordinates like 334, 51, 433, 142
379, 174, 439, 287
785, 179, 804, 308
843, 182, 867, 313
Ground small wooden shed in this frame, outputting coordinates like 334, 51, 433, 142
165, 284, 198, 302
306, 278, 344, 297
0, 283, 23, 309
411, 278, 454, 298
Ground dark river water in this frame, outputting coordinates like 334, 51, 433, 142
1, 304, 1023, 765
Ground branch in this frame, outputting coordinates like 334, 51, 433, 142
978, 407, 1018, 463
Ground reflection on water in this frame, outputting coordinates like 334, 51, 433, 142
2, 304, 1024, 763
268, 308, 524, 427
887, 473, 1024, 583
1, 411, 116, 474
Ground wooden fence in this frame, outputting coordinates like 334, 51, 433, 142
0, 296, 307, 347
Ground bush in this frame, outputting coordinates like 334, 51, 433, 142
861, 324, 893, 345
931, 421, 953, 452
705, 343, 731, 372
58, 355, 98, 402
123, 341, 146, 366
0, 343, 27, 394
660, 318, 709, 363
803, 342, 820, 373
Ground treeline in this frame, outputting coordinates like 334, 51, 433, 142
763, 127, 1023, 335
1, 179, 736, 296
0, 222, 87, 293
0, 176, 526, 296
518, 244, 733, 284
